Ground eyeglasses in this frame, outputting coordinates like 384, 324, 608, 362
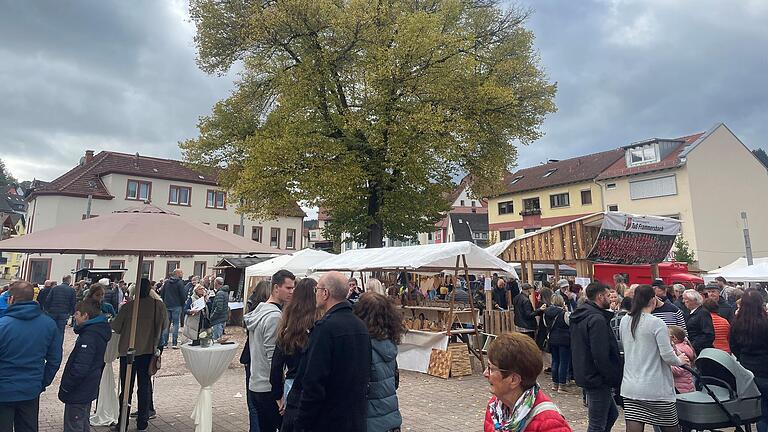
314, 286, 328, 294
485, 363, 510, 374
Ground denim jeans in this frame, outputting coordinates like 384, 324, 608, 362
584, 387, 619, 432
245, 363, 260, 432
161, 306, 182, 347
550, 344, 571, 385
212, 322, 225, 340
754, 376, 768, 432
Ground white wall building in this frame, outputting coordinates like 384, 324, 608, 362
22, 150, 304, 284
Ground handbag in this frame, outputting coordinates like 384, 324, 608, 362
149, 300, 162, 376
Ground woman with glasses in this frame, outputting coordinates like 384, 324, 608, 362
483, 332, 571, 432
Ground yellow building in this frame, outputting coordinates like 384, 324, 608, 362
596, 123, 768, 271
0, 214, 25, 279
488, 149, 624, 241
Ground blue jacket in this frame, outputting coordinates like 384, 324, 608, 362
367, 338, 402, 432
42, 283, 76, 315
0, 301, 62, 402
0, 291, 9, 318
161, 276, 187, 308
58, 314, 112, 404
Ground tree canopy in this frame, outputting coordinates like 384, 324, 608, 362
0, 158, 18, 190
183, 0, 556, 247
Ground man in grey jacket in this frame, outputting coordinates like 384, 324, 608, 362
244, 269, 294, 432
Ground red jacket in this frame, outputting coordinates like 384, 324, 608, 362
484, 390, 572, 432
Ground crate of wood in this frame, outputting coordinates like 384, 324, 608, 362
483, 310, 514, 336
448, 343, 472, 377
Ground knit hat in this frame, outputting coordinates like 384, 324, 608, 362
705, 282, 722, 292
557, 279, 569, 289
652, 279, 665, 287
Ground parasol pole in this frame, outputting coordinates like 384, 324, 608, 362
462, 254, 485, 367
120, 251, 144, 432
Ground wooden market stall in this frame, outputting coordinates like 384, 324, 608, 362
500, 212, 682, 284
311, 241, 518, 377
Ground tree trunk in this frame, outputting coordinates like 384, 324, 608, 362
366, 182, 384, 248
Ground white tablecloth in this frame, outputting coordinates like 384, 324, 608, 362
90, 331, 121, 426
181, 342, 240, 432
397, 330, 449, 373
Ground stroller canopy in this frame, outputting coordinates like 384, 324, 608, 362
696, 349, 761, 399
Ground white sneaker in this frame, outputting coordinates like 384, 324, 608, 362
172, 345, 179, 350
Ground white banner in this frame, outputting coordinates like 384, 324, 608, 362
397, 330, 449, 373
602, 212, 681, 236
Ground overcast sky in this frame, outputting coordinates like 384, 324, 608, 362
2, 1, 767, 199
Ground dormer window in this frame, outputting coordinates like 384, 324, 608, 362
627, 143, 659, 166
543, 168, 557, 178
510, 176, 524, 184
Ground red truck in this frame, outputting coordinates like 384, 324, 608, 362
593, 262, 703, 289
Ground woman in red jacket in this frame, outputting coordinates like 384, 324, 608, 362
483, 332, 572, 432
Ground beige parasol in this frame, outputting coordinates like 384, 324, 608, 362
0, 204, 280, 432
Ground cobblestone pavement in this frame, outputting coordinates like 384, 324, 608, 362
38, 325, 624, 431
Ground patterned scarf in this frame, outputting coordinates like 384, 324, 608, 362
489, 384, 540, 431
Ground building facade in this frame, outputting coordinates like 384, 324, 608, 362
487, 150, 623, 241
596, 123, 768, 271
22, 150, 304, 285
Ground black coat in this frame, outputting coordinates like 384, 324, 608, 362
43, 283, 76, 315
569, 300, 622, 389
731, 321, 768, 379
492, 286, 508, 309
716, 298, 735, 323
687, 306, 715, 354
58, 316, 112, 404
544, 306, 570, 347
161, 277, 187, 308
513, 292, 537, 331
292, 302, 371, 432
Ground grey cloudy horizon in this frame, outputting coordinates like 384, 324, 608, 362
1, 0, 767, 187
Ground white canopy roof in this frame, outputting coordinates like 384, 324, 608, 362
708, 262, 768, 283
485, 239, 514, 258
310, 241, 518, 278
245, 248, 335, 279
704, 256, 768, 282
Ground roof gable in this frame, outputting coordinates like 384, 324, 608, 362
498, 149, 624, 196
596, 132, 704, 181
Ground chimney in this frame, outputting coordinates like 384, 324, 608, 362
85, 150, 94, 163
134, 152, 140, 169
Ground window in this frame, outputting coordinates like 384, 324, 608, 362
270, 228, 281, 248
543, 168, 557, 178
630, 175, 677, 200
460, 200, 465, 206
550, 193, 570, 208
500, 230, 515, 240
233, 225, 244, 236
216, 224, 228, 231
252, 226, 263, 242
166, 261, 180, 277
168, 185, 191, 206
126, 179, 152, 201
76, 259, 94, 270
206, 190, 226, 209
606, 183, 617, 190
510, 176, 524, 184
310, 231, 317, 239
286, 228, 296, 249
471, 200, 476, 207
109, 260, 125, 269
28, 258, 51, 285
608, 205, 619, 212
498, 200, 514, 215
524, 228, 540, 234
581, 190, 593, 205
627, 144, 659, 166
193, 261, 207, 277
141, 260, 154, 280
523, 197, 540, 211
428, 232, 433, 240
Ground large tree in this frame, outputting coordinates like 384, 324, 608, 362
183, 0, 556, 247
0, 158, 17, 190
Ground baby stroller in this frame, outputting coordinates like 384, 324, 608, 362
676, 349, 762, 432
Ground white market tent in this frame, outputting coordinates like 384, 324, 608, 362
485, 239, 515, 258
707, 262, 768, 283
311, 241, 518, 278
245, 248, 335, 279
704, 256, 768, 282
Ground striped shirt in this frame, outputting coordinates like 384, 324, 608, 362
710, 312, 731, 353
652, 300, 687, 335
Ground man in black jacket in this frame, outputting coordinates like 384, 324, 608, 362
58, 299, 111, 432
705, 283, 735, 323
570, 282, 622, 432
43, 275, 76, 344
160, 268, 187, 349
683, 289, 715, 353
291, 271, 371, 432
512, 283, 537, 338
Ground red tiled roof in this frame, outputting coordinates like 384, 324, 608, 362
596, 133, 704, 181
495, 149, 625, 196
30, 151, 305, 217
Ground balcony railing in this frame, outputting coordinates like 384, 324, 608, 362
519, 208, 542, 216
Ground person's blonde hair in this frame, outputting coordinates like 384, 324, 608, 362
365, 278, 385, 295
551, 293, 565, 308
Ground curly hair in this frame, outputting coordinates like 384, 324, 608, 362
353, 292, 405, 344
277, 278, 317, 355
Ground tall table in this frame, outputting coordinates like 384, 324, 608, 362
181, 342, 240, 432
